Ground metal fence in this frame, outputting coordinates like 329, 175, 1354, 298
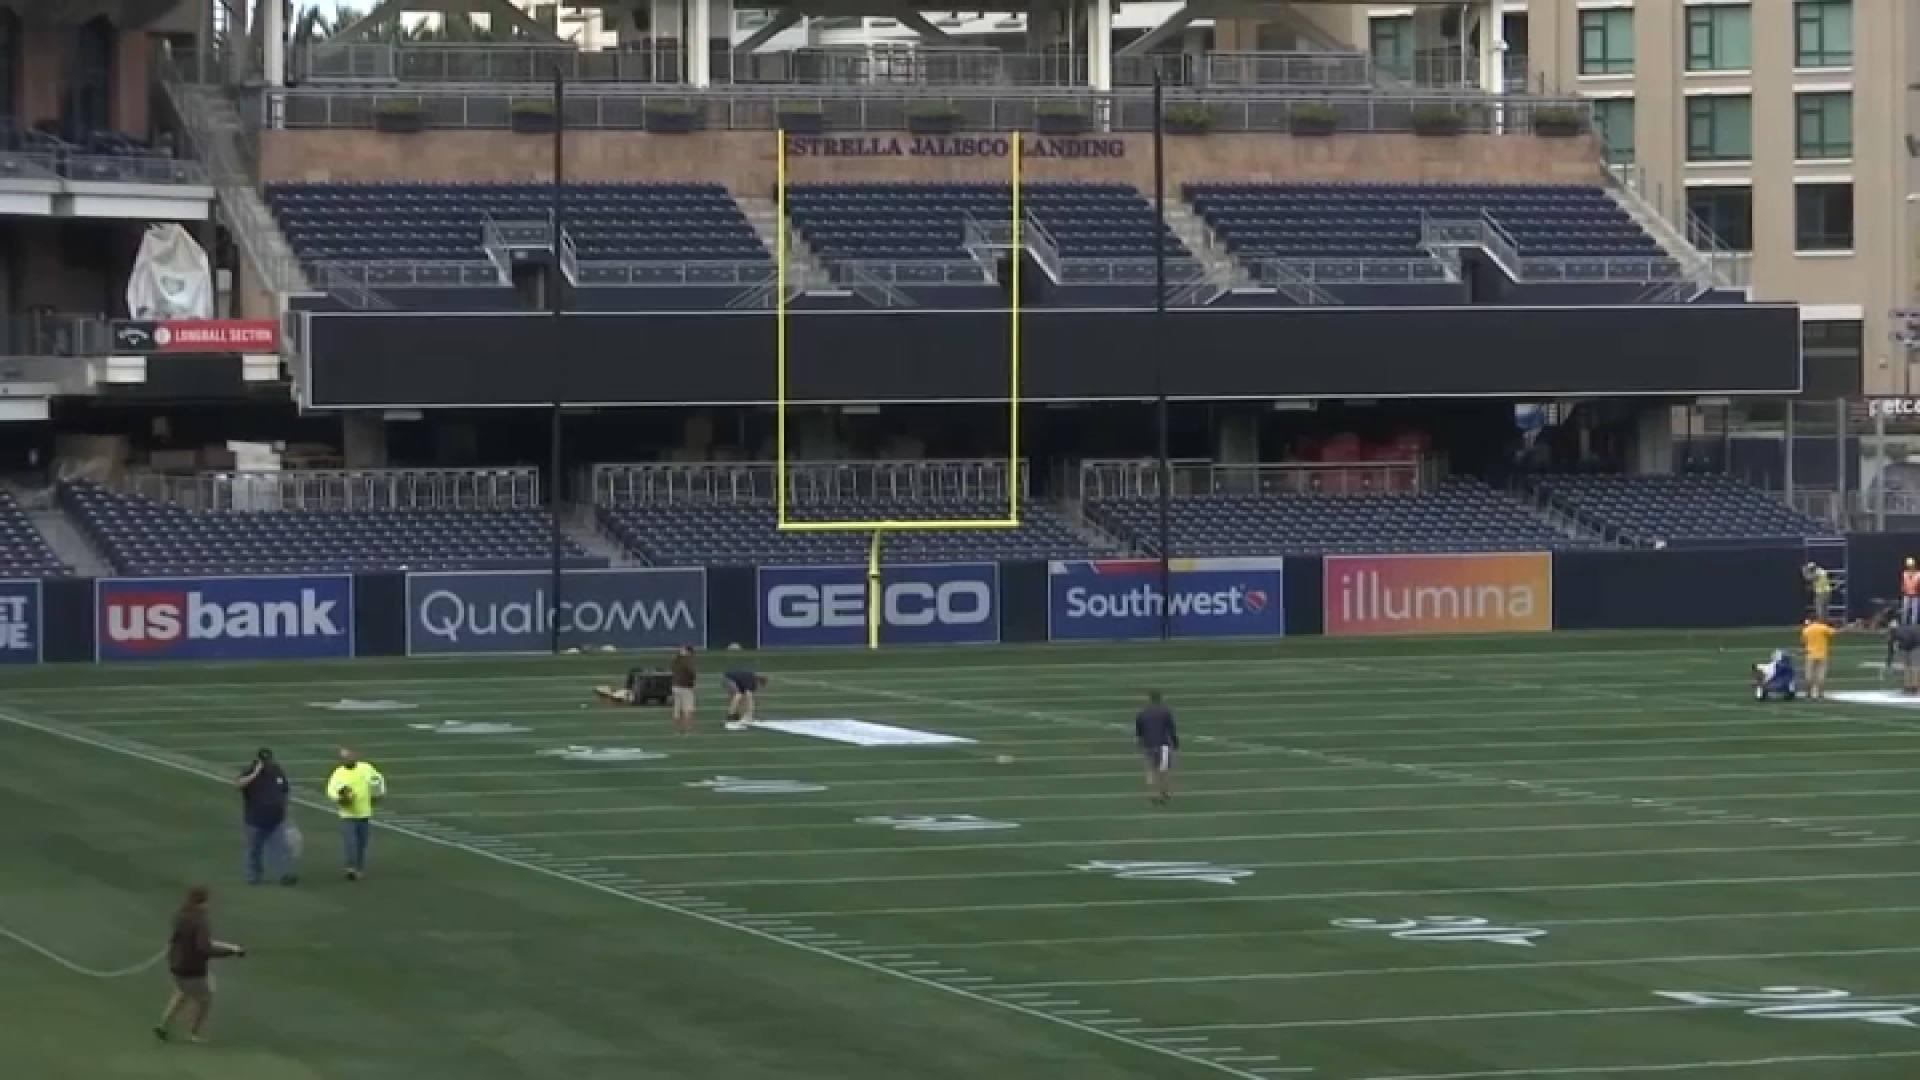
593, 459, 1028, 506
270, 86, 1589, 135
1077, 459, 1427, 499
0, 314, 118, 358
0, 150, 208, 186
292, 44, 1375, 90
120, 467, 542, 511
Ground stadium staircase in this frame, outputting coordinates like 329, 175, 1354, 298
13, 486, 113, 577
733, 195, 912, 308
566, 505, 646, 568
1597, 170, 1726, 302
1057, 497, 1136, 554
1160, 201, 1270, 305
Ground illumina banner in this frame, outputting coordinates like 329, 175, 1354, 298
1323, 553, 1553, 637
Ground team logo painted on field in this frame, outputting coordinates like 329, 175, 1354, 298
685, 776, 827, 794
1332, 916, 1547, 947
1656, 988, 1920, 1028
1072, 860, 1253, 885
537, 746, 669, 762
312, 699, 417, 712
407, 720, 530, 735
857, 814, 1021, 833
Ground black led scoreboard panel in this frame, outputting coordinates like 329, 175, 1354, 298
301, 303, 1802, 409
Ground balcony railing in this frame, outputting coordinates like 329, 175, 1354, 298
0, 314, 119, 357
0, 151, 208, 186
593, 459, 1027, 505
1078, 458, 1426, 499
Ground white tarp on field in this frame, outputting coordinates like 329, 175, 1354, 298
1829, 690, 1920, 708
752, 718, 976, 747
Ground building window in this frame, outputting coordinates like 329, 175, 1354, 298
1795, 0, 1852, 68
1794, 183, 1854, 251
1592, 98, 1635, 164
1795, 92, 1852, 160
1578, 9, 1633, 75
1685, 3, 1751, 72
1369, 15, 1414, 82
1687, 186, 1753, 252
1685, 95, 1752, 162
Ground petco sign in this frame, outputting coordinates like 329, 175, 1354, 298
97, 575, 353, 662
758, 564, 999, 647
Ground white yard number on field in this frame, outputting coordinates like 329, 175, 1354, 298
685, 776, 827, 794
1656, 988, 1920, 1028
1332, 916, 1547, 947
1072, 860, 1253, 885
858, 814, 1021, 833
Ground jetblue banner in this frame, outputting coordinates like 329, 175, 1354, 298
0, 579, 41, 664
406, 568, 706, 656
97, 576, 354, 662
759, 563, 1000, 647
1048, 558, 1285, 641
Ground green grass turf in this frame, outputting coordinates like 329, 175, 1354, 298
5, 631, 1920, 1079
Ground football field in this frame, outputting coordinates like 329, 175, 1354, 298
5, 632, 1920, 1079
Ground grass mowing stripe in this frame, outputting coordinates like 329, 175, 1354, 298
1358, 1050, 1920, 1080
0, 706, 1297, 1080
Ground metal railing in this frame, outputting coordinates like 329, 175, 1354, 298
593, 459, 1029, 506
0, 150, 210, 186
161, 78, 312, 297
118, 467, 541, 511
827, 259, 989, 287
963, 214, 1061, 282
574, 260, 773, 287
1515, 256, 1689, 284
1078, 459, 1426, 499
1255, 257, 1453, 285
292, 44, 1375, 89
272, 87, 1591, 135
307, 260, 504, 288
1057, 257, 1207, 286
0, 314, 118, 357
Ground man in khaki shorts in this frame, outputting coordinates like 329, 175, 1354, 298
155, 886, 244, 1043
671, 645, 697, 734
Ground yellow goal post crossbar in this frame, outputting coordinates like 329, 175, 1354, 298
773, 128, 1023, 536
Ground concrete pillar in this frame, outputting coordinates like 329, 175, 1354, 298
114, 30, 151, 136
19, 25, 59, 128
687, 0, 710, 87
1476, 0, 1504, 92
1214, 410, 1259, 465
343, 414, 389, 468
263, 0, 286, 87
1634, 405, 1674, 474
1085, 0, 1111, 92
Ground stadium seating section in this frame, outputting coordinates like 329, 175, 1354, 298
1531, 473, 1831, 547
1089, 479, 1588, 557
61, 481, 603, 576
787, 182, 1190, 266
598, 499, 1103, 565
0, 493, 69, 576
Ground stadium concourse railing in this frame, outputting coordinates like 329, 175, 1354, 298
267, 86, 1592, 135
591, 460, 1027, 505
105, 467, 542, 511
291, 44, 1375, 90
0, 150, 209, 186
1077, 459, 1429, 498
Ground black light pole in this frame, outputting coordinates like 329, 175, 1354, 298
1151, 71, 1172, 642
547, 66, 567, 655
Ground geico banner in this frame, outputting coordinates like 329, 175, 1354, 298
406, 568, 706, 656
1323, 552, 1553, 637
0, 579, 41, 664
758, 563, 1000, 647
1047, 558, 1285, 641
98, 575, 353, 662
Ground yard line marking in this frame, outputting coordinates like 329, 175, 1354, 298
768, 868, 1920, 918
0, 708, 1292, 1080
1139, 996, 1920, 1033
1356, 1050, 1920, 1080
994, 945, 1920, 989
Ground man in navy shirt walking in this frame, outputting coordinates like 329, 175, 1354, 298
234, 748, 295, 885
1135, 690, 1178, 807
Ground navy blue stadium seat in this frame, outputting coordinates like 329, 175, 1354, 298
0, 492, 70, 576
62, 481, 603, 576
1532, 474, 1829, 547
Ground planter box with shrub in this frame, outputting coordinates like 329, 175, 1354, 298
374, 101, 424, 134
1409, 104, 1466, 137
1035, 103, 1092, 135
644, 103, 702, 134
510, 101, 555, 134
1162, 104, 1214, 136
1287, 102, 1338, 136
907, 104, 962, 135
776, 103, 825, 134
1530, 105, 1588, 138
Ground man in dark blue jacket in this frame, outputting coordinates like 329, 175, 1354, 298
1135, 691, 1179, 807
235, 748, 296, 885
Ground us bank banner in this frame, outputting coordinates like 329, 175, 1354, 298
406, 568, 706, 656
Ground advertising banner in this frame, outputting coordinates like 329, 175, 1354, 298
0, 579, 40, 664
405, 568, 707, 656
97, 575, 353, 662
1324, 553, 1553, 637
1047, 558, 1285, 641
758, 563, 999, 648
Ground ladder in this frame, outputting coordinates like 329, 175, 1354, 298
1803, 537, 1849, 621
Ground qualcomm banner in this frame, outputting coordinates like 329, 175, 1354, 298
406, 568, 706, 656
1048, 558, 1285, 641
0, 579, 40, 664
758, 563, 999, 647
97, 576, 353, 662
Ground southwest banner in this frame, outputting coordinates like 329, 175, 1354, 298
1048, 558, 1284, 641
1324, 553, 1552, 637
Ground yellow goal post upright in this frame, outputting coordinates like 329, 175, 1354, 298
774, 128, 1027, 649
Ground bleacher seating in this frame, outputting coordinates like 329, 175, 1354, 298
1188, 182, 1667, 266
62, 481, 602, 576
267, 182, 768, 264
0, 493, 68, 576
599, 499, 1103, 565
787, 182, 1191, 266
1532, 474, 1829, 548
1089, 479, 1585, 557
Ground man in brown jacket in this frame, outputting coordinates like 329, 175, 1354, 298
154, 886, 244, 1043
